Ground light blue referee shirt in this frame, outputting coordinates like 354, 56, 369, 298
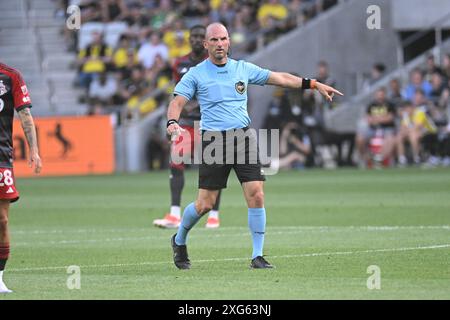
173, 58, 271, 131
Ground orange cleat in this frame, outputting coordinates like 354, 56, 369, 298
153, 214, 181, 229
205, 217, 220, 229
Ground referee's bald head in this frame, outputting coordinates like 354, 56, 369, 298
204, 23, 230, 63
205, 23, 229, 40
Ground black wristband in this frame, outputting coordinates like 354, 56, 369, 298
167, 119, 178, 128
302, 78, 311, 89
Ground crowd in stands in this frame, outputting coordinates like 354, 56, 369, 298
56, 0, 337, 119
262, 52, 450, 170
263, 60, 349, 169
355, 53, 450, 168
55, 1, 450, 170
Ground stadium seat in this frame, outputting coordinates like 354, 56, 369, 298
42, 54, 75, 72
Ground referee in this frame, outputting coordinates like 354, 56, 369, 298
167, 23, 342, 269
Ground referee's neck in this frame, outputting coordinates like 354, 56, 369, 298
209, 57, 228, 67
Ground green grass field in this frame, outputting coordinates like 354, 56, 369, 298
1, 168, 449, 300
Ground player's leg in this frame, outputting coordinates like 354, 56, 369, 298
171, 154, 231, 269
242, 181, 266, 258
185, 126, 222, 229
234, 129, 273, 269
176, 189, 220, 244
171, 129, 231, 269
170, 165, 185, 216
0, 200, 12, 293
171, 188, 220, 269
205, 189, 221, 228
153, 164, 184, 228
241, 181, 273, 269
154, 126, 194, 228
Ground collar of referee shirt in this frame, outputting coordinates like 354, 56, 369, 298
208, 59, 228, 68
207, 59, 227, 68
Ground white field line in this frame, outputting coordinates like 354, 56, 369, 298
10, 230, 332, 246
11, 226, 450, 246
7, 243, 450, 273
11, 225, 450, 235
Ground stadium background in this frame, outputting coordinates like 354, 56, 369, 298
0, 0, 449, 300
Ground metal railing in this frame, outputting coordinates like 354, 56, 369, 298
397, 9, 450, 67
325, 38, 450, 133
343, 8, 450, 101
120, 81, 172, 125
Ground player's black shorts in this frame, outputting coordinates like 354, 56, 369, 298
199, 127, 266, 190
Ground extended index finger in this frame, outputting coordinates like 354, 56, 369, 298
330, 87, 344, 96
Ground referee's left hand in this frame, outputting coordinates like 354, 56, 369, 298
315, 82, 344, 102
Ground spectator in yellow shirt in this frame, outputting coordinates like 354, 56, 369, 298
168, 34, 192, 61
257, 0, 288, 28
77, 31, 113, 89
113, 35, 138, 70
162, 19, 190, 52
397, 92, 438, 166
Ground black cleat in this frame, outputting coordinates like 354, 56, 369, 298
250, 256, 274, 269
171, 234, 191, 270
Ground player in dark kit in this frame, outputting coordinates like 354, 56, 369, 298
153, 25, 223, 229
0, 62, 42, 293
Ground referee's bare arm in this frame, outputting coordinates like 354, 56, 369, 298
167, 95, 189, 135
266, 71, 343, 102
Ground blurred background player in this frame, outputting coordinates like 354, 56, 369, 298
0, 62, 42, 293
153, 25, 222, 229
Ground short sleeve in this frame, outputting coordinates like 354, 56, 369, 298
245, 61, 270, 86
11, 71, 32, 110
173, 69, 197, 101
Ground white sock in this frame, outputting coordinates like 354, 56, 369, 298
170, 206, 181, 218
0, 270, 3, 282
208, 210, 219, 219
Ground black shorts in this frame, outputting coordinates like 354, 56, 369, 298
199, 127, 266, 190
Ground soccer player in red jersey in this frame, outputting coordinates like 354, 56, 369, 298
153, 25, 223, 229
0, 62, 42, 293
